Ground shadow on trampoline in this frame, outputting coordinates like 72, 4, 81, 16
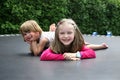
17, 52, 35, 57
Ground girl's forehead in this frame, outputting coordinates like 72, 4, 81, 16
58, 25, 75, 32
59, 24, 74, 30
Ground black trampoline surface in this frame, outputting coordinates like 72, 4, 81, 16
0, 34, 120, 80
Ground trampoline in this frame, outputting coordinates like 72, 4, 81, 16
0, 34, 120, 80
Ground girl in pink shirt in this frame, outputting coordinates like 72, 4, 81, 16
40, 18, 96, 61
49, 23, 108, 50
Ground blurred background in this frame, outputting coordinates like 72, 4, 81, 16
0, 0, 120, 36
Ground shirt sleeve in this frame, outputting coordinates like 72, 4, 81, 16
40, 48, 65, 61
80, 46, 96, 59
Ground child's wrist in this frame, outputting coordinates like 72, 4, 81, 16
76, 51, 81, 58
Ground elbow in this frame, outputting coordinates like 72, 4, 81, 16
81, 51, 96, 59
92, 50, 96, 58
40, 57, 44, 61
92, 52, 96, 58
90, 52, 96, 58
88, 51, 96, 58
30, 48, 40, 56
33, 51, 40, 56
88, 49, 96, 58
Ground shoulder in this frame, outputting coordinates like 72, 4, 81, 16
43, 48, 52, 52
40, 37, 48, 43
81, 45, 91, 50
42, 48, 56, 55
41, 48, 53, 56
80, 45, 95, 52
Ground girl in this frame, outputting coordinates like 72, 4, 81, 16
40, 18, 96, 61
20, 20, 55, 56
20, 19, 107, 56
49, 23, 108, 50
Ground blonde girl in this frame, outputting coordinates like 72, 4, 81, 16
20, 20, 54, 56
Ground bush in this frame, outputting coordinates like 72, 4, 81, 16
0, 21, 19, 34
0, 0, 120, 36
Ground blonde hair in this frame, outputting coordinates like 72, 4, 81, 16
20, 20, 43, 36
50, 18, 85, 54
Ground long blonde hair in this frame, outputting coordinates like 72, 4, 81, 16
50, 18, 85, 54
20, 20, 43, 37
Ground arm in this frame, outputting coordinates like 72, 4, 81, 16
63, 46, 96, 60
80, 46, 96, 59
41, 50, 80, 61
40, 46, 96, 61
30, 38, 48, 56
40, 48, 65, 61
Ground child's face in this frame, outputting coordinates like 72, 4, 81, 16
23, 31, 40, 44
58, 24, 75, 46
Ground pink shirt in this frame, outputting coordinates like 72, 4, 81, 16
40, 46, 96, 61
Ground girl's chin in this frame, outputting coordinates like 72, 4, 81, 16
26, 40, 31, 44
62, 43, 71, 46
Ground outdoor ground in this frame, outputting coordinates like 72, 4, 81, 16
0, 34, 120, 80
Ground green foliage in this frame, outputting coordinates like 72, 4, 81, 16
0, 0, 69, 33
0, 21, 19, 34
0, 0, 120, 36
38, 0, 69, 30
67, 0, 120, 35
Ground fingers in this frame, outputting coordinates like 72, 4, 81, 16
63, 53, 76, 58
63, 53, 80, 61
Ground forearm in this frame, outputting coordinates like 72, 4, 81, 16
80, 47, 96, 59
40, 48, 65, 61
30, 41, 40, 56
63, 52, 80, 61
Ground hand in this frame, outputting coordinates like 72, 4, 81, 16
24, 32, 39, 44
63, 53, 80, 61
26, 38, 36, 44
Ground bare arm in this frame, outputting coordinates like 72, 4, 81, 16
30, 38, 48, 56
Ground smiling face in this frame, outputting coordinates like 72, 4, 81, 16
58, 23, 75, 46
23, 31, 40, 44
20, 20, 43, 44
50, 18, 85, 53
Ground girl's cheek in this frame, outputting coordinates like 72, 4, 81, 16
23, 36, 27, 41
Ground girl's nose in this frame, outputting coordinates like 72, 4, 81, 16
64, 34, 68, 37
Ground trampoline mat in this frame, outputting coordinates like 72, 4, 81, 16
0, 34, 120, 80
